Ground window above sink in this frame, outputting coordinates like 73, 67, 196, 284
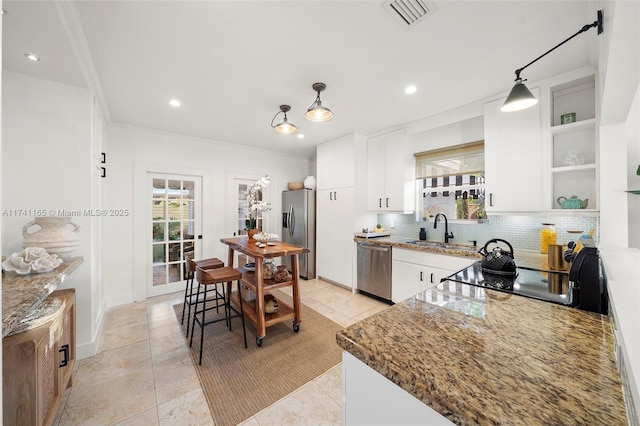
414, 141, 486, 221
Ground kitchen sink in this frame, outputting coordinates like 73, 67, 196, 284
405, 241, 479, 253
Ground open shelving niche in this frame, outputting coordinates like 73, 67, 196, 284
545, 71, 599, 214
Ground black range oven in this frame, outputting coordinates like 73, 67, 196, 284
443, 239, 608, 314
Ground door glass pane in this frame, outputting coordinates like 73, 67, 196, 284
168, 180, 182, 200
183, 180, 195, 199
153, 265, 167, 286
153, 243, 165, 263
168, 221, 181, 240
152, 200, 166, 220
152, 222, 164, 241
168, 242, 181, 262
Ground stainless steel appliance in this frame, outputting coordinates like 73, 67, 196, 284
282, 189, 315, 279
357, 241, 392, 302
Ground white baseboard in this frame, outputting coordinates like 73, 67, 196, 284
76, 298, 107, 360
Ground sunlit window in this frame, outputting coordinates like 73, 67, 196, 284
414, 141, 485, 220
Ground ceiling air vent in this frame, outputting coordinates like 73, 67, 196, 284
383, 0, 436, 29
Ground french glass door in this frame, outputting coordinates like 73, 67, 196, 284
148, 173, 201, 297
226, 174, 269, 266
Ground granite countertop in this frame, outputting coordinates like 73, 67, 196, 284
354, 235, 482, 259
2, 257, 83, 337
336, 281, 627, 425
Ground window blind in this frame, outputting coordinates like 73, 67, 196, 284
414, 140, 484, 179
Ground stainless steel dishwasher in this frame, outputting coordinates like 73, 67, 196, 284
356, 241, 392, 301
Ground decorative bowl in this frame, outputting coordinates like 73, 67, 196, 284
243, 262, 256, 271
288, 182, 304, 190
253, 232, 279, 243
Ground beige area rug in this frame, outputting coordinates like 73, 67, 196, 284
173, 293, 343, 426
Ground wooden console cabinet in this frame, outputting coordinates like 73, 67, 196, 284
3, 289, 76, 426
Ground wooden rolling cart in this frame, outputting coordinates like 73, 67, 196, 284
220, 237, 309, 347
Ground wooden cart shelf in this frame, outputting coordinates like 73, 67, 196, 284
239, 270, 294, 292
230, 291, 295, 329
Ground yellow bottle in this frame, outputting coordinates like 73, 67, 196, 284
540, 223, 557, 254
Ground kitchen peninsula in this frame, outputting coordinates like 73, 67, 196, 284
336, 281, 628, 425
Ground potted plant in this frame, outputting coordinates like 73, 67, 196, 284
244, 175, 271, 239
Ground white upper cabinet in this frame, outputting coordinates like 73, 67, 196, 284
366, 129, 414, 212
483, 88, 542, 212
317, 135, 355, 190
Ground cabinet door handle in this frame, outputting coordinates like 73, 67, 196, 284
386, 198, 389, 208
59, 344, 69, 368
334, 191, 337, 200
330, 192, 333, 201
430, 273, 434, 284
379, 198, 382, 208
420, 271, 423, 281
489, 193, 494, 207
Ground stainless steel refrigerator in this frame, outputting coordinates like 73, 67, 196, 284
282, 189, 315, 279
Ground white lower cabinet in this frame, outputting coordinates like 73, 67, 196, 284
392, 248, 474, 303
343, 351, 453, 425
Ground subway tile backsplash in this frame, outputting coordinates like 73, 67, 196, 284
377, 213, 599, 252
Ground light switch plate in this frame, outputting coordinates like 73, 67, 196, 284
390, 220, 395, 228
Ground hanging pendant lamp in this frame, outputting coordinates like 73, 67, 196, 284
271, 105, 298, 134
305, 83, 334, 122
501, 10, 603, 112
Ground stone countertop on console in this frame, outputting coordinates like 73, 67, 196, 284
2, 257, 83, 337
336, 281, 627, 425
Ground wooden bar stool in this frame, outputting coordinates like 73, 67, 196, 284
189, 266, 248, 365
182, 256, 224, 337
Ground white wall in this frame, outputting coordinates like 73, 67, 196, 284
1, 70, 98, 356
104, 124, 310, 305
409, 116, 484, 154
597, 0, 640, 419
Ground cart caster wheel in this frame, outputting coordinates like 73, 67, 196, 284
293, 322, 300, 333
256, 337, 263, 347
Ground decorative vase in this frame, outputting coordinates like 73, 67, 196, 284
247, 228, 259, 240
22, 217, 80, 257
262, 259, 276, 279
275, 265, 288, 282
304, 176, 316, 190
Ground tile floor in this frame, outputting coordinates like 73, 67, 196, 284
54, 278, 389, 425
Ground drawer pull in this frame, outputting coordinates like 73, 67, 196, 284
59, 344, 69, 368
420, 271, 423, 281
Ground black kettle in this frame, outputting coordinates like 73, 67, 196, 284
478, 238, 517, 276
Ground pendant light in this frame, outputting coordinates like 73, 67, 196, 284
305, 83, 334, 122
271, 105, 298, 135
501, 10, 603, 113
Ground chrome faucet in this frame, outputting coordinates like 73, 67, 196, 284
433, 213, 454, 244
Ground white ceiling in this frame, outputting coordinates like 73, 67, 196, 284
2, 1, 599, 157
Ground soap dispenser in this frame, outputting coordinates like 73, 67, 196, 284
419, 228, 427, 241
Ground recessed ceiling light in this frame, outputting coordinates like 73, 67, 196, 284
405, 85, 417, 95
297, 134, 305, 139
169, 99, 181, 107
24, 53, 40, 62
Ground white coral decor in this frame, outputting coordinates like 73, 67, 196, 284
2, 247, 63, 275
